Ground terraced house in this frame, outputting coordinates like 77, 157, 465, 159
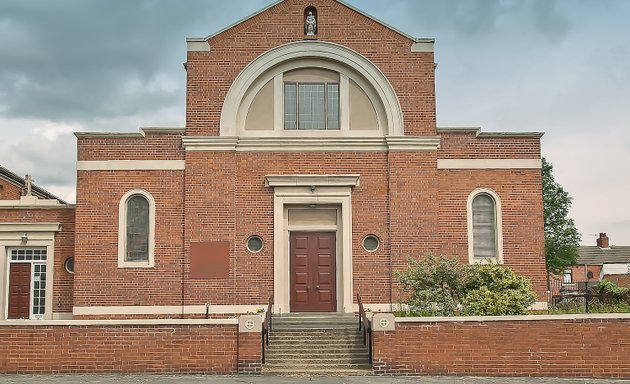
0, 0, 547, 322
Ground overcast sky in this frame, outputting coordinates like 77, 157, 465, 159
1, 0, 629, 246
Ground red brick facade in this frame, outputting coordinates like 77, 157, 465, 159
3, 0, 545, 321
68, 0, 545, 316
0, 179, 22, 200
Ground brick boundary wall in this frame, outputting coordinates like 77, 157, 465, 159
372, 314, 630, 378
0, 319, 261, 374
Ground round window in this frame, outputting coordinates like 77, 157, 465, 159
363, 235, 380, 252
246, 236, 264, 253
64, 257, 75, 274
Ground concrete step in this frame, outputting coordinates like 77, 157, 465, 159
262, 367, 373, 376
265, 356, 368, 364
268, 344, 366, 351
263, 363, 372, 371
265, 350, 368, 358
270, 328, 361, 334
271, 314, 358, 329
265, 346, 367, 356
269, 335, 364, 340
263, 313, 371, 375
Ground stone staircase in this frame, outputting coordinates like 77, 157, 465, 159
262, 313, 372, 376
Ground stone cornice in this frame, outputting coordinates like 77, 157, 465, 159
265, 174, 360, 188
74, 127, 185, 139
182, 136, 440, 152
437, 127, 544, 139
0, 318, 238, 326
0, 222, 62, 232
0, 196, 66, 208
437, 159, 542, 170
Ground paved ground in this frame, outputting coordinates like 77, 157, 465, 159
0, 375, 629, 384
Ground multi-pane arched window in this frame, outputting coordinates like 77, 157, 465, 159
118, 190, 155, 267
467, 189, 503, 263
126, 195, 149, 262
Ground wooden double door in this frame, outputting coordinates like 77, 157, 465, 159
290, 232, 337, 312
8, 263, 31, 319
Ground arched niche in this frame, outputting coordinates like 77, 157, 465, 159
220, 41, 404, 138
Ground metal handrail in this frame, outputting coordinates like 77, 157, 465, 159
262, 295, 273, 364
357, 293, 372, 364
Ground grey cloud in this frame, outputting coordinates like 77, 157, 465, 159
0, 0, 267, 124
2, 131, 76, 186
357, 0, 573, 42
529, 1, 571, 43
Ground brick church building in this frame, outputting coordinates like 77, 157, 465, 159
0, 0, 547, 321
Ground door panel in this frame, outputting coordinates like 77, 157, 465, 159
8, 263, 31, 319
290, 232, 337, 312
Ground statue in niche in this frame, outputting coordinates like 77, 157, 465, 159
305, 11, 316, 36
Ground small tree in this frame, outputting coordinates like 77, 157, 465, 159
542, 158, 581, 275
462, 263, 536, 316
397, 254, 467, 316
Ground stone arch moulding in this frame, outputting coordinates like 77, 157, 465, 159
220, 41, 404, 137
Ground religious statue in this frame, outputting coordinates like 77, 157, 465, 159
305, 11, 316, 36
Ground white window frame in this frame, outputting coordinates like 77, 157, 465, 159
467, 188, 503, 264
118, 189, 155, 268
284, 81, 340, 130
563, 269, 572, 284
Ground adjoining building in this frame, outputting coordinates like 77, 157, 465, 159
0, 0, 547, 321
562, 233, 630, 288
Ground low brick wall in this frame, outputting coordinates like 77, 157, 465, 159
373, 314, 630, 378
0, 319, 245, 374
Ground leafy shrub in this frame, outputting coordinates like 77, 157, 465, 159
397, 254, 467, 316
462, 263, 536, 316
397, 255, 536, 316
597, 279, 630, 304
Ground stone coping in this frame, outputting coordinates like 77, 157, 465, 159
0, 318, 239, 327
395, 313, 630, 323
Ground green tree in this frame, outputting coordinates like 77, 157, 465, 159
542, 157, 581, 275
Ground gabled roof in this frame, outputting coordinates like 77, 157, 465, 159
0, 164, 67, 204
187, 0, 433, 44
577, 246, 630, 265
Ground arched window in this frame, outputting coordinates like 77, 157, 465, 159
467, 189, 503, 264
118, 190, 155, 267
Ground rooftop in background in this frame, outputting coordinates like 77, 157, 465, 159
0, 165, 67, 204
578, 233, 630, 265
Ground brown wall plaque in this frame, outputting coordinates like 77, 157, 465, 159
190, 241, 230, 278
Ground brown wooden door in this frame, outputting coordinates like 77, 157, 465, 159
290, 232, 336, 312
8, 263, 31, 319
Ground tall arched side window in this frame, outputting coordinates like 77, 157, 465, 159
118, 189, 155, 268
467, 188, 503, 264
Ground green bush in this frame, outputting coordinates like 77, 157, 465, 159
397, 253, 466, 316
397, 255, 537, 316
597, 279, 630, 304
462, 263, 536, 316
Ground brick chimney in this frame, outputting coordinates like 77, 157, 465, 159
596, 233, 610, 249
